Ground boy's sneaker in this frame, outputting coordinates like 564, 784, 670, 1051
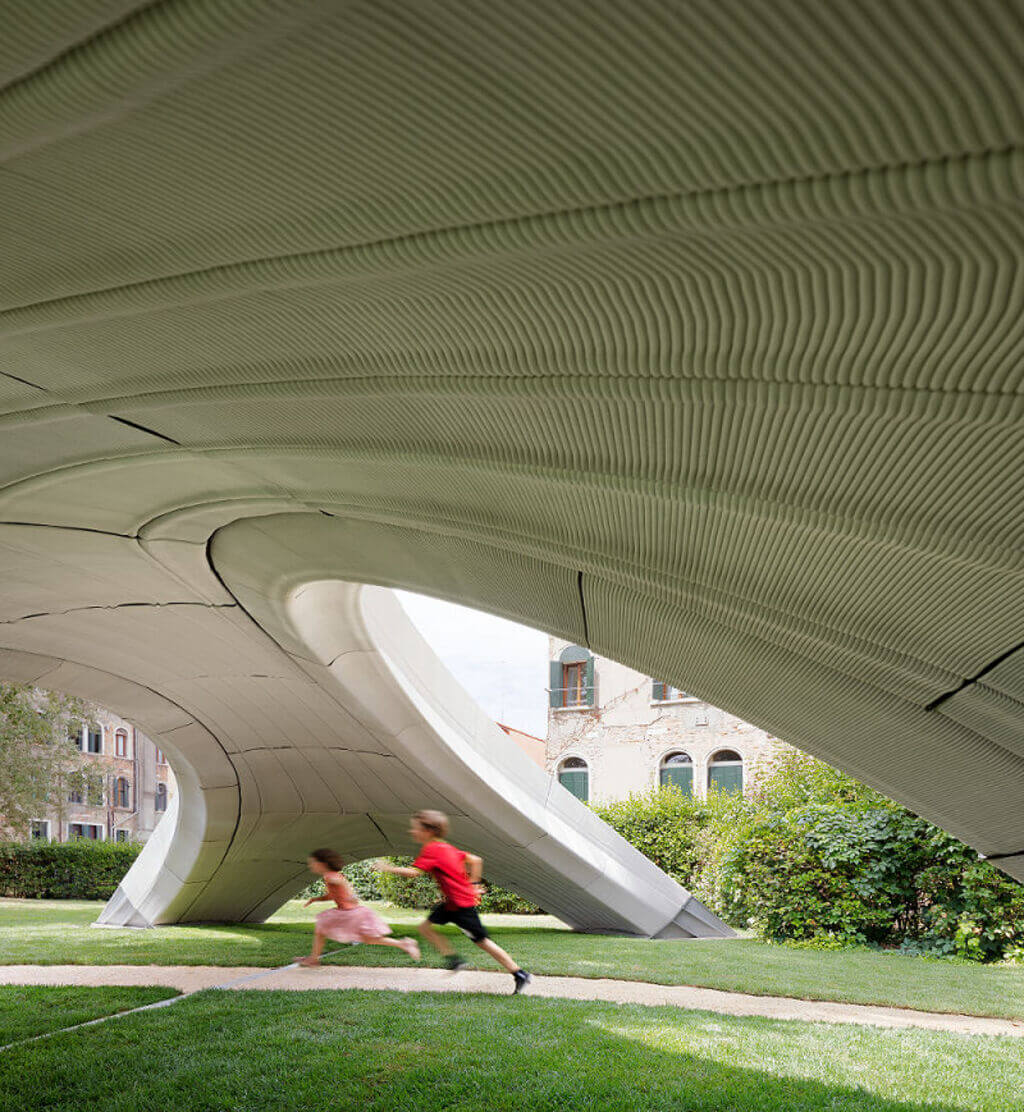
512, 969, 532, 994
444, 955, 467, 973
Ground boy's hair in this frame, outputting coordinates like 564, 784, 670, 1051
413, 809, 449, 838
309, 847, 345, 871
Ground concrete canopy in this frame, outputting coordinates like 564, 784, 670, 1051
1, 2, 1023, 930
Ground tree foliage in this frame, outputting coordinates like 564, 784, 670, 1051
0, 683, 100, 840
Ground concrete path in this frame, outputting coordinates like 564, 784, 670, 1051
3, 964, 1021, 1038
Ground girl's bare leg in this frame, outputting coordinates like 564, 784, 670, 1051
297, 928, 326, 966
360, 934, 421, 960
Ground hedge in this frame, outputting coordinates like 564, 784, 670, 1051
0, 841, 142, 899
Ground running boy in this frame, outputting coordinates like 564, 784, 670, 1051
373, 810, 531, 994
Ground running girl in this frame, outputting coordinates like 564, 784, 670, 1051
373, 810, 531, 993
297, 848, 420, 966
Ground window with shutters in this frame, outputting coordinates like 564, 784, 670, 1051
69, 823, 102, 840
114, 777, 131, 809
115, 729, 130, 758
558, 757, 589, 802
659, 752, 693, 795
85, 725, 103, 754
115, 830, 130, 843
155, 782, 168, 812
30, 820, 50, 841
708, 750, 743, 795
549, 646, 595, 709
155, 748, 167, 765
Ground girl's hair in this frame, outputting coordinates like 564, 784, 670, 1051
309, 848, 345, 871
413, 809, 449, 837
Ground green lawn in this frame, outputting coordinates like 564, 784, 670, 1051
0, 985, 179, 1045
3, 898, 1024, 1021
0, 989, 1020, 1112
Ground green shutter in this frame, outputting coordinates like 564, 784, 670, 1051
652, 680, 666, 701
584, 656, 595, 707
558, 770, 589, 801
660, 765, 693, 795
709, 764, 743, 795
549, 661, 564, 708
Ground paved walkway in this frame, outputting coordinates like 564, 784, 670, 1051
3, 964, 1021, 1038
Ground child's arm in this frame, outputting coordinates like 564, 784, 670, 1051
372, 859, 422, 878
302, 893, 332, 907
464, 853, 483, 883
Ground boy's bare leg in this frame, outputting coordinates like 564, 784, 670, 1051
474, 937, 519, 973
418, 918, 455, 957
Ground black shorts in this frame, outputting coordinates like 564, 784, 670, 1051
427, 903, 489, 942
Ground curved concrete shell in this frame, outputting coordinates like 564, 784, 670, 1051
1, 2, 1023, 930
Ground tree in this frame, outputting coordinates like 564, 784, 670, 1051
0, 683, 100, 841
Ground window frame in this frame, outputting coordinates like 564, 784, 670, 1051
155, 782, 168, 813
115, 729, 130, 758
658, 751, 694, 796
557, 756, 590, 802
707, 750, 744, 796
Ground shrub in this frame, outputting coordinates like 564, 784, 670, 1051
0, 840, 142, 899
592, 786, 712, 889
688, 752, 1024, 961
374, 856, 541, 914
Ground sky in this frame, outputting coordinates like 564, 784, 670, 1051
395, 590, 550, 738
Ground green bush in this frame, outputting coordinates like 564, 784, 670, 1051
593, 752, 1024, 963
696, 752, 1024, 961
0, 840, 142, 899
298, 859, 385, 902
343, 858, 385, 902
593, 785, 716, 889
375, 856, 541, 914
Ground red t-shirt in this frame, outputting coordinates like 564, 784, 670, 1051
412, 841, 478, 908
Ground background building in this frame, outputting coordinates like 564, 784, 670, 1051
547, 638, 787, 803
29, 701, 176, 844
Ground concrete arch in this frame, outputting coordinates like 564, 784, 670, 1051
1, 2, 1023, 928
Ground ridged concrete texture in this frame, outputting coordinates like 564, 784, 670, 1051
0, 2, 1022, 930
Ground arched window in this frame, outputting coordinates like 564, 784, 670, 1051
550, 645, 595, 709
155, 782, 168, 813
708, 750, 743, 795
155, 748, 167, 766
115, 729, 130, 758
558, 757, 589, 802
659, 751, 693, 795
114, 777, 131, 809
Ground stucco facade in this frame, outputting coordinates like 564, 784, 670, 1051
547, 638, 787, 803
30, 700, 176, 844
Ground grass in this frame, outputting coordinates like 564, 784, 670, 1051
0, 985, 178, 1044
0, 989, 1021, 1112
3, 898, 1024, 1021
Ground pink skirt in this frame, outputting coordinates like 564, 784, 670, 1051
315, 905, 391, 942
